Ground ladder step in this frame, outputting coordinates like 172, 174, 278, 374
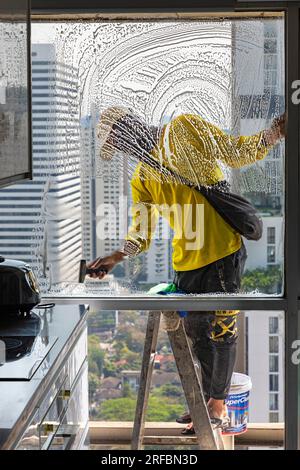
142, 435, 198, 445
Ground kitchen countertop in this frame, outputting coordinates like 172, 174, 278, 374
0, 304, 89, 449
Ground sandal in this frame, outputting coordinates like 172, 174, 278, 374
180, 416, 223, 435
209, 417, 223, 429
181, 426, 195, 435
176, 412, 192, 424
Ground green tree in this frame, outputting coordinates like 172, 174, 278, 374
88, 335, 105, 376
88, 310, 116, 330
114, 325, 145, 353
96, 396, 185, 422
122, 382, 134, 398
146, 397, 184, 422
153, 384, 183, 399
113, 340, 127, 360
122, 347, 142, 370
89, 372, 101, 397
88, 358, 99, 375
163, 361, 177, 373
103, 360, 118, 378
97, 397, 136, 421
241, 265, 282, 294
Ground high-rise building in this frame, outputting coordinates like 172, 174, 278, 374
145, 219, 173, 284
244, 216, 283, 272
80, 111, 97, 261
246, 311, 284, 423
233, 19, 285, 423
95, 155, 129, 260
0, 43, 82, 285
232, 19, 284, 212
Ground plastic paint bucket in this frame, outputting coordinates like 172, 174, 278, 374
223, 372, 252, 435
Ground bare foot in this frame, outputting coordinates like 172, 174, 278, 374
182, 399, 228, 433
207, 398, 228, 420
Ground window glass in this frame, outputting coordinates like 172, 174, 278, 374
0, 1, 30, 185
267, 246, 276, 264
264, 55, 277, 69
87, 309, 284, 432
269, 336, 279, 353
269, 411, 279, 422
0, 17, 285, 297
270, 374, 279, 391
247, 311, 284, 424
269, 316, 279, 334
269, 393, 279, 411
267, 227, 276, 245
264, 39, 277, 54
269, 355, 279, 372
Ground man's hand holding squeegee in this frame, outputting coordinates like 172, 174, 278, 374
86, 251, 127, 280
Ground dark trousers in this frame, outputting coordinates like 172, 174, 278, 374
174, 242, 247, 401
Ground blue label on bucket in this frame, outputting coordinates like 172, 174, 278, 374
224, 391, 250, 434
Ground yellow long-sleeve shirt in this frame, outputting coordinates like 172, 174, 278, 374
126, 114, 273, 271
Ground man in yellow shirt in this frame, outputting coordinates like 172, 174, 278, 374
89, 107, 285, 431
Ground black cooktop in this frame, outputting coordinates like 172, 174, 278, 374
0, 311, 58, 381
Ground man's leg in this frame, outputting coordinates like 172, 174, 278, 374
206, 242, 247, 418
175, 241, 247, 425
183, 311, 216, 402
174, 263, 224, 403
177, 311, 215, 431
207, 311, 238, 420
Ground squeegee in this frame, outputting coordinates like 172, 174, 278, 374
78, 259, 108, 283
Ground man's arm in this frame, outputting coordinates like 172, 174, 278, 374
211, 113, 285, 169
124, 176, 159, 255
87, 170, 158, 279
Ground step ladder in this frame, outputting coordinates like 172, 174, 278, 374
131, 311, 227, 450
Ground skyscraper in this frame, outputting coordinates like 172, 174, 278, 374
80, 111, 97, 262
0, 43, 82, 286
232, 19, 285, 423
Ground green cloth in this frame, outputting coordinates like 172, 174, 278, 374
147, 282, 177, 295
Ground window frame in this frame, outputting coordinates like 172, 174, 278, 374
30, 0, 300, 450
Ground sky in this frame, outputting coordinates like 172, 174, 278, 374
31, 23, 56, 43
